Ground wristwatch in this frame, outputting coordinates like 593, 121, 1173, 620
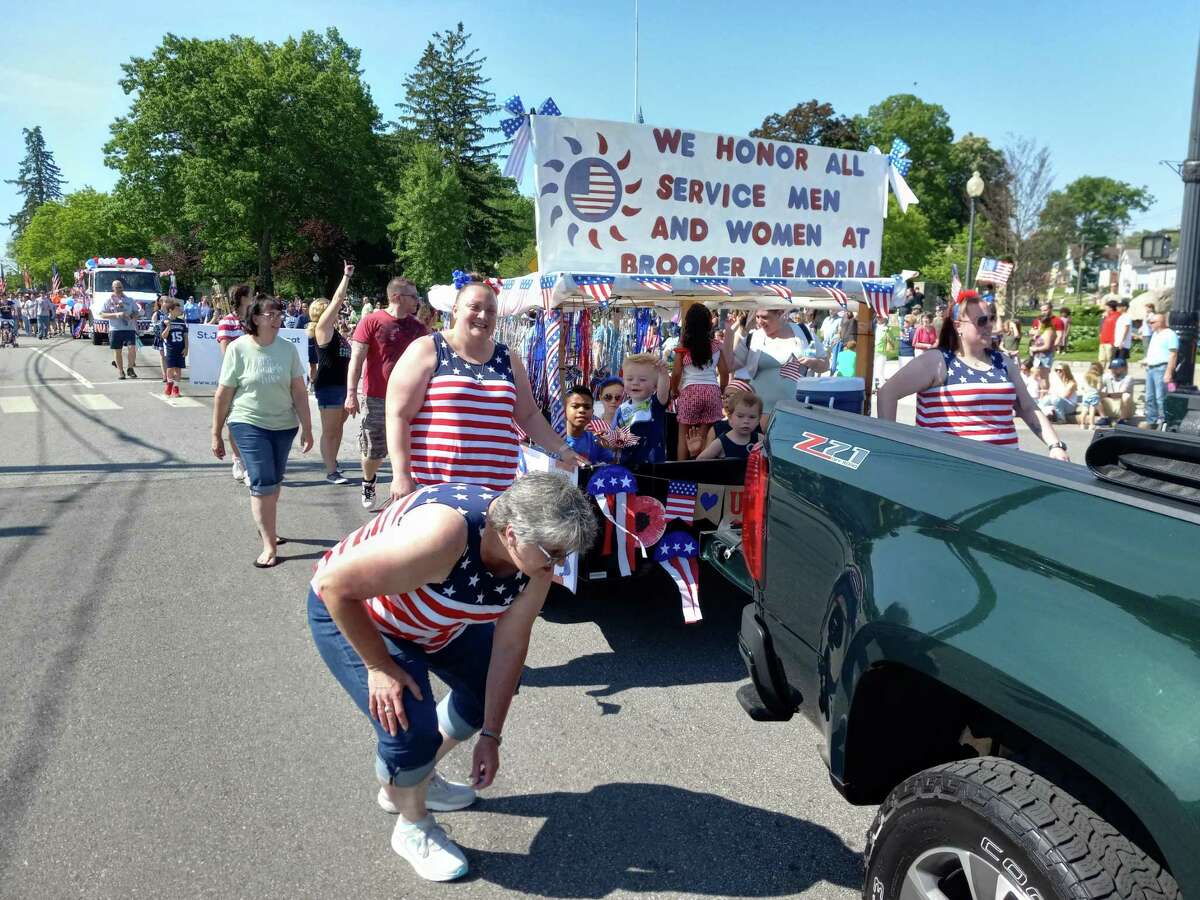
1048, 441, 1068, 453
479, 728, 502, 745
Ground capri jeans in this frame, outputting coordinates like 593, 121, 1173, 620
227, 422, 297, 496
306, 587, 492, 786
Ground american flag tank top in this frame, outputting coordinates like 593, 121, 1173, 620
311, 483, 528, 653
915, 350, 1018, 446
411, 333, 520, 492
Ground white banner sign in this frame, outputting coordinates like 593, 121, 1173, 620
187, 325, 309, 388
532, 116, 888, 282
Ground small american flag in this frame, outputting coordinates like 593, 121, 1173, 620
690, 277, 732, 295
540, 274, 557, 311
780, 355, 806, 381
810, 279, 848, 308
664, 481, 697, 522
586, 417, 611, 436
975, 258, 1014, 285
750, 278, 792, 300
861, 280, 895, 318
573, 274, 614, 303
51, 264, 61, 294
950, 263, 962, 301
633, 276, 673, 293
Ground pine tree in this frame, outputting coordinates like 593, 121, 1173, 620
6, 126, 66, 238
396, 22, 513, 272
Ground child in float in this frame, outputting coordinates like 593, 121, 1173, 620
562, 385, 613, 464
607, 353, 670, 465
691, 379, 759, 454
697, 391, 763, 460
162, 300, 189, 397
1079, 362, 1103, 429
670, 303, 730, 460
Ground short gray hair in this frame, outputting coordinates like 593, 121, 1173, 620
488, 473, 597, 553
387, 277, 416, 300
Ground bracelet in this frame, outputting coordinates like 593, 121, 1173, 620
479, 728, 502, 746
1048, 441, 1068, 453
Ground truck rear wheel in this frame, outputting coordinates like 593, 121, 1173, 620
863, 757, 1178, 900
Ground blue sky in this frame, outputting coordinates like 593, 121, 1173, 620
2, 0, 1196, 257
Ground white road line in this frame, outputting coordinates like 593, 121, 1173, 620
29, 346, 94, 389
0, 396, 38, 413
74, 393, 121, 411
148, 391, 203, 409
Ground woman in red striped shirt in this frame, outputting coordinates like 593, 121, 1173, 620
386, 277, 581, 502
877, 291, 1070, 461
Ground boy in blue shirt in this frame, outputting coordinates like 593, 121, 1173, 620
562, 385, 613, 464
162, 301, 189, 397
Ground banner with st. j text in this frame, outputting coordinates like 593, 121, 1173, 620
187, 325, 310, 388
531, 116, 888, 282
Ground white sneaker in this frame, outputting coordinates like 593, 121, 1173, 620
390, 815, 468, 882
231, 458, 247, 482
378, 772, 477, 814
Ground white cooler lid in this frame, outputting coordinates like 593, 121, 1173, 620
792, 376, 864, 392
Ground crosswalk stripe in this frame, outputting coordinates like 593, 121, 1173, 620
148, 391, 203, 409
74, 393, 122, 411
0, 396, 38, 413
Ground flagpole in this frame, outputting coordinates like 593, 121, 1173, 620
633, 0, 639, 123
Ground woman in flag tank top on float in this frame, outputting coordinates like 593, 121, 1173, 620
876, 290, 1070, 461
386, 273, 582, 503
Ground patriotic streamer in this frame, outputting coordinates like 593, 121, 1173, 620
500, 95, 561, 181
655, 531, 702, 624
545, 310, 565, 435
860, 280, 896, 318
868, 138, 919, 214
586, 466, 646, 577
809, 279, 849, 309
750, 278, 792, 300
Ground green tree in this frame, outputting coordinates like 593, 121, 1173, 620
857, 95, 958, 243
880, 197, 936, 277
1040, 176, 1153, 294
13, 188, 149, 282
396, 22, 512, 270
750, 99, 861, 148
105, 29, 386, 292
390, 143, 468, 291
5, 126, 66, 239
947, 133, 1010, 239
920, 221, 991, 298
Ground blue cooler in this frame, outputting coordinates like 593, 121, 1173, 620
793, 377, 865, 414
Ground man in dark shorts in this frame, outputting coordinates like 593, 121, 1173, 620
99, 281, 140, 378
345, 277, 427, 509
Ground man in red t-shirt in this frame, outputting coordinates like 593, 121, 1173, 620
1097, 299, 1119, 366
345, 277, 427, 509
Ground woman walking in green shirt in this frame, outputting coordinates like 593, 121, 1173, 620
212, 296, 314, 568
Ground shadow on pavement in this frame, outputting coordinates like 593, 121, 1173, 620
468, 782, 863, 897
524, 565, 748, 710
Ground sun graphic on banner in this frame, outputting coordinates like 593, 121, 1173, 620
541, 131, 642, 249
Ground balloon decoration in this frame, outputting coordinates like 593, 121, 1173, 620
655, 531, 702, 624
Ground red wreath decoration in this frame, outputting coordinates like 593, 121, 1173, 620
627, 495, 667, 549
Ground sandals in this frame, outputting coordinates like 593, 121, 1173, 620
254, 555, 278, 569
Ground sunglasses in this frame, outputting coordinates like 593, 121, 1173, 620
968, 313, 997, 328
536, 543, 570, 566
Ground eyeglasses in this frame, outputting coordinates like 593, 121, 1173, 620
971, 313, 997, 328
535, 543, 569, 566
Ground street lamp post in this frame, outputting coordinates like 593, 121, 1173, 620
965, 170, 985, 289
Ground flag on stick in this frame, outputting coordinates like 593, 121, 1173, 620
51, 264, 61, 295
975, 258, 1014, 285
950, 263, 962, 301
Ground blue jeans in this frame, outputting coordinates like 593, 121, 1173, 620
1144, 364, 1167, 425
306, 588, 492, 785
37, 316, 50, 339
227, 422, 297, 496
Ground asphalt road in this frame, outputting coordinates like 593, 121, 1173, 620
0, 337, 876, 900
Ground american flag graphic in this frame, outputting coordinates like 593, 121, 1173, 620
540, 274, 557, 310
664, 481, 697, 523
780, 355, 806, 381
51, 263, 61, 294
975, 258, 1014, 285
750, 278, 792, 300
633, 276, 673, 293
809, 279, 849, 308
655, 532, 702, 624
950, 263, 962, 302
690, 277, 732, 295
570, 163, 618, 215
861, 280, 895, 318
573, 274, 614, 303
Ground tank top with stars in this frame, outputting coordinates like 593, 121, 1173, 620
915, 349, 1018, 446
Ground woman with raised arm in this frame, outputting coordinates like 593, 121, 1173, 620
310, 261, 356, 484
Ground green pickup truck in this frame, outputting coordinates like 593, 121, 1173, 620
707, 402, 1199, 900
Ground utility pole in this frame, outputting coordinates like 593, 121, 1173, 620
633, 0, 640, 123
1165, 38, 1200, 432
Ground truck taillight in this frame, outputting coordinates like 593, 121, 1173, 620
742, 445, 769, 585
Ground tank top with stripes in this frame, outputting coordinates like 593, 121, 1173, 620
411, 333, 520, 492
915, 349, 1018, 446
311, 483, 528, 653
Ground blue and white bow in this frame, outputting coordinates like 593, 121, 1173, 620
501, 95, 561, 181
869, 137, 919, 215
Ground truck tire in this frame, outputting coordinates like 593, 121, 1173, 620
863, 757, 1178, 900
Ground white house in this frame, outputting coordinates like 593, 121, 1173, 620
1118, 247, 1176, 296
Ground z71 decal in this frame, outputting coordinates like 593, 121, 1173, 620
792, 432, 870, 470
